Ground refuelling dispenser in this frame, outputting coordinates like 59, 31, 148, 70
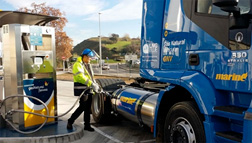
0, 11, 58, 130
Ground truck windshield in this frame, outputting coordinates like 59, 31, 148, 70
197, 0, 250, 16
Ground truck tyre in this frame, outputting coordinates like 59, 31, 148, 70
92, 78, 125, 123
164, 101, 205, 143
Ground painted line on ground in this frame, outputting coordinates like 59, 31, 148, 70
140, 139, 156, 143
81, 122, 156, 143
80, 122, 123, 143
91, 125, 123, 143
125, 139, 156, 143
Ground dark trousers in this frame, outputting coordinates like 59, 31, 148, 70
68, 93, 92, 126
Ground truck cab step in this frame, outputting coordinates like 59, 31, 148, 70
216, 131, 242, 142
214, 106, 246, 120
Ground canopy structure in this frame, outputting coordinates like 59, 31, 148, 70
0, 11, 58, 27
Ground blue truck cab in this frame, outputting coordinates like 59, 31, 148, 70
92, 0, 252, 142
140, 0, 252, 142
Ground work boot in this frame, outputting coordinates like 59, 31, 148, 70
67, 122, 73, 130
84, 125, 95, 132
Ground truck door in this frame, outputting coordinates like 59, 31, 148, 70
160, 0, 192, 70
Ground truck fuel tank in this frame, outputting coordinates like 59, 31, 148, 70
111, 87, 158, 127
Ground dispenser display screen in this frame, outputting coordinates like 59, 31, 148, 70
30, 26, 43, 46
34, 57, 43, 65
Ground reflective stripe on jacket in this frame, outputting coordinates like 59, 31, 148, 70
72, 56, 93, 87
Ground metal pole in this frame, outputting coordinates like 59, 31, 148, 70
130, 60, 132, 78
117, 63, 119, 77
63, 60, 65, 71
99, 12, 102, 74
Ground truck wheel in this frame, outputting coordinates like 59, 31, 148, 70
164, 101, 205, 143
92, 78, 125, 123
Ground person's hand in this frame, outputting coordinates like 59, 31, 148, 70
91, 82, 100, 93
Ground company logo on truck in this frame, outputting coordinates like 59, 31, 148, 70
163, 56, 173, 62
235, 32, 243, 43
162, 39, 185, 63
120, 96, 137, 105
216, 73, 247, 81
164, 30, 168, 37
163, 39, 185, 56
143, 42, 158, 54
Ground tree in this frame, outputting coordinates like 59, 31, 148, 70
121, 40, 140, 56
109, 33, 119, 43
122, 34, 131, 41
111, 47, 118, 53
18, 3, 73, 62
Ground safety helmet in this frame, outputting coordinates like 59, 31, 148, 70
82, 49, 94, 57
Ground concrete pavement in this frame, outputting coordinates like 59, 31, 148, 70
56, 80, 155, 143
0, 81, 84, 143
0, 69, 143, 143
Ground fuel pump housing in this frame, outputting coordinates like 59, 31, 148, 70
0, 11, 58, 130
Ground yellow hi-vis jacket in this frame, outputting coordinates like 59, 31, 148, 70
72, 57, 94, 96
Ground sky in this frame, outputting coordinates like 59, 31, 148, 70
0, 0, 143, 46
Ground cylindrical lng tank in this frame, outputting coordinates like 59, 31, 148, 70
111, 87, 158, 127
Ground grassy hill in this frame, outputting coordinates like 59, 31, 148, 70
105, 41, 131, 50
72, 39, 99, 55
72, 37, 140, 60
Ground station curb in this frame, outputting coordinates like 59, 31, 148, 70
0, 124, 84, 143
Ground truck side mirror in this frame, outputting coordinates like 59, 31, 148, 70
212, 0, 238, 7
213, 0, 249, 29
212, 0, 240, 14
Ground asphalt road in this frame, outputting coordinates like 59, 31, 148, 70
57, 80, 155, 143
92, 64, 140, 78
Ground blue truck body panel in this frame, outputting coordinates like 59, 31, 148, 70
140, 0, 252, 142
141, 0, 165, 69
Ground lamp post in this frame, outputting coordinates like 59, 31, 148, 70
99, 12, 102, 74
